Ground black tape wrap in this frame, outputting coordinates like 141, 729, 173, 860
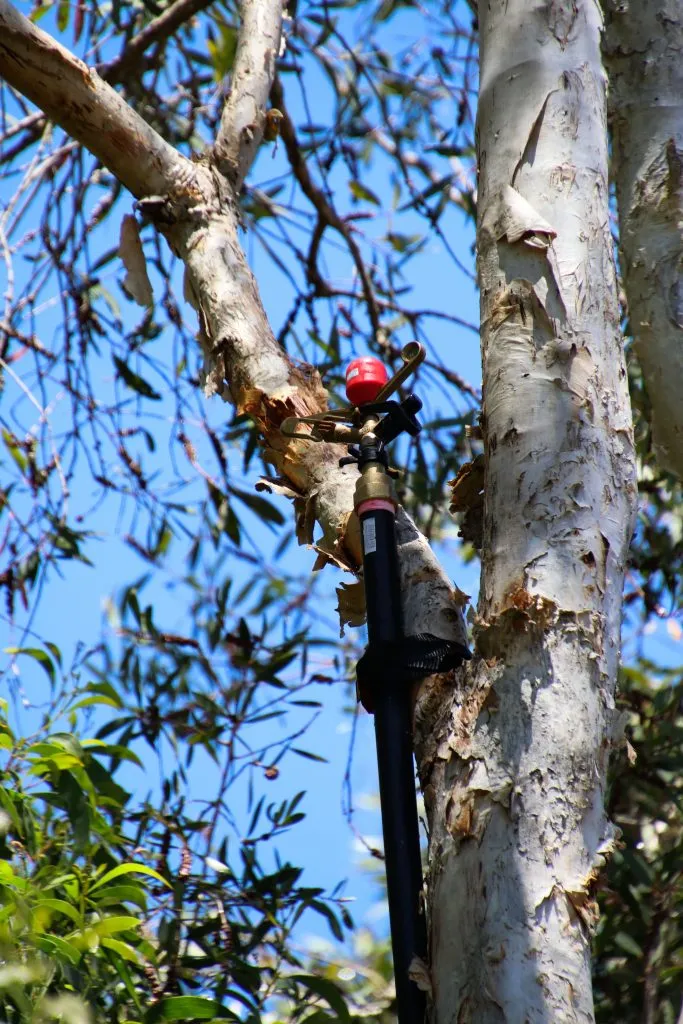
356, 633, 471, 713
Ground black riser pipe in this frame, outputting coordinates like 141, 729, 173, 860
360, 506, 427, 1024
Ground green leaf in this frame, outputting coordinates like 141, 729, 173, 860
228, 486, 286, 527
101, 936, 142, 963
44, 641, 62, 667
69, 694, 122, 712
310, 899, 344, 942
92, 915, 142, 936
71, 915, 140, 950
614, 932, 643, 958
207, 24, 237, 81
113, 356, 161, 400
349, 180, 380, 205
289, 975, 351, 1020
385, 231, 422, 253
90, 883, 148, 911
56, 770, 90, 853
34, 898, 83, 927
2, 429, 27, 472
34, 934, 82, 966
0, 788, 20, 833
91, 863, 170, 892
292, 748, 329, 763
82, 741, 143, 767
146, 996, 237, 1021
4, 646, 55, 686
56, 0, 70, 29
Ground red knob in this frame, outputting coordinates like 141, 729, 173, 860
345, 357, 388, 406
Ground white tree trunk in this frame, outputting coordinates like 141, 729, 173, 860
602, 0, 683, 479
419, 2, 637, 1020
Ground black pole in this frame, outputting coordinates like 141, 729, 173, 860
360, 503, 427, 1024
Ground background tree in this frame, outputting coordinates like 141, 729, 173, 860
0, 0, 681, 1022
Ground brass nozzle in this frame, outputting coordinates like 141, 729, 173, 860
354, 463, 396, 510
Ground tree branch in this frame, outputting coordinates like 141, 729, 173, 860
0, 0, 218, 164
602, 0, 683, 480
0, 0, 468, 666
0, 0, 185, 200
213, 0, 284, 189
104, 0, 218, 81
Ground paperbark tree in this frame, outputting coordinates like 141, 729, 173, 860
0, 0, 642, 1022
419, 2, 637, 1019
600, 0, 683, 481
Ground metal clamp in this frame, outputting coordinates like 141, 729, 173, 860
280, 342, 426, 443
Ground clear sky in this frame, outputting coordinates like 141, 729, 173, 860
1, 0, 680, 968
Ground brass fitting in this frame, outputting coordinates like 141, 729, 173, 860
354, 463, 396, 510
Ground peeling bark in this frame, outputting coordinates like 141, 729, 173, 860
418, 2, 637, 1021
0, 0, 469, 652
602, 0, 683, 479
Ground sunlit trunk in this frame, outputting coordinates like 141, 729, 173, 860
421, 2, 637, 1019
602, 0, 683, 479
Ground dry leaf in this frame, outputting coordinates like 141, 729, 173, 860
336, 580, 366, 634
311, 544, 351, 573
295, 492, 317, 546
449, 455, 485, 549
449, 456, 485, 513
118, 215, 153, 308
408, 956, 432, 996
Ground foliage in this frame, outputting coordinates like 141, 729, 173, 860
595, 661, 683, 1024
0, 0, 681, 1020
0, 570, 368, 1022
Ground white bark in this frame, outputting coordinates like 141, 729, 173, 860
0, 0, 469, 648
213, 0, 283, 189
0, 0, 182, 199
602, 0, 683, 479
419, 2, 637, 1021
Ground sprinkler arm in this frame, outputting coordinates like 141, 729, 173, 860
280, 342, 425, 442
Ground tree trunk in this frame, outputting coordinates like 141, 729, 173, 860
602, 0, 683, 480
418, 2, 637, 1020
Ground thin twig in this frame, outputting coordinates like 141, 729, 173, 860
104, 0, 218, 81
271, 74, 382, 343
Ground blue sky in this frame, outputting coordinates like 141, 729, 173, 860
1, 0, 680, 966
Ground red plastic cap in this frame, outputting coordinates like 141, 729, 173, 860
345, 357, 388, 406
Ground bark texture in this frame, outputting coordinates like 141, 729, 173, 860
602, 0, 683, 479
0, 0, 469, 646
213, 0, 283, 188
0, 0, 181, 198
418, 2, 637, 1021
